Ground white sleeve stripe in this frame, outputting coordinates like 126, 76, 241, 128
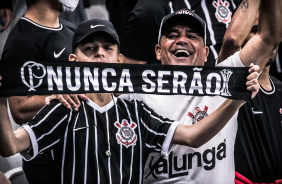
145, 143, 161, 152
38, 139, 60, 153
145, 143, 156, 149
161, 121, 180, 156
37, 114, 68, 142
142, 106, 173, 124
20, 125, 38, 161
31, 103, 62, 128
140, 119, 167, 136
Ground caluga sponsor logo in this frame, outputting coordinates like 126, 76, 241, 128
212, 0, 232, 27
145, 140, 227, 179
115, 119, 137, 148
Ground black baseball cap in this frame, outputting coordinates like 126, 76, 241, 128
72, 19, 120, 52
158, 9, 206, 45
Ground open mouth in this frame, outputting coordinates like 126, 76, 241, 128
173, 49, 191, 57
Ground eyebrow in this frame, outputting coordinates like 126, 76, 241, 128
165, 28, 200, 36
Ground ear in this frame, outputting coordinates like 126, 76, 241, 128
155, 44, 162, 61
203, 46, 209, 63
117, 53, 124, 63
69, 54, 78, 62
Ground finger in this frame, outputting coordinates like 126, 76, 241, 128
45, 95, 55, 105
247, 83, 260, 99
77, 94, 88, 101
246, 72, 258, 81
61, 95, 78, 111
248, 64, 260, 73
70, 94, 81, 106
246, 78, 258, 87
56, 95, 72, 110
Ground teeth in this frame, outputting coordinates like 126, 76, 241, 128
174, 50, 191, 57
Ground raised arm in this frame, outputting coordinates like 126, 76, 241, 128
0, 97, 31, 157
0, 74, 47, 125
8, 96, 47, 124
173, 99, 244, 148
172, 65, 259, 148
217, 0, 260, 63
239, 0, 282, 72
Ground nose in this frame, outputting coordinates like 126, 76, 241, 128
175, 35, 188, 46
94, 47, 104, 58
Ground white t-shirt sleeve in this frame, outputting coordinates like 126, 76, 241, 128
216, 51, 245, 67
161, 121, 181, 156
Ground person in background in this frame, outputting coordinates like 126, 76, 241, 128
217, 0, 282, 182
0, 171, 10, 184
0, 0, 82, 183
106, 0, 241, 65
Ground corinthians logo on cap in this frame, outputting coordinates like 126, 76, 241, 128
176, 9, 194, 16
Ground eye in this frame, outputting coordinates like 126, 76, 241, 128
167, 32, 179, 39
105, 45, 114, 50
85, 47, 94, 51
187, 34, 197, 39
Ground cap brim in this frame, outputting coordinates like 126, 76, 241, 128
76, 27, 119, 46
159, 14, 206, 44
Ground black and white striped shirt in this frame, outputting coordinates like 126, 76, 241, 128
21, 97, 179, 184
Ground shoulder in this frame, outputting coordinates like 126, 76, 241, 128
2, 20, 42, 60
37, 100, 70, 117
116, 98, 148, 110
270, 75, 282, 90
117, 98, 142, 105
59, 18, 77, 32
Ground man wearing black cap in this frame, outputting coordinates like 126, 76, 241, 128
119, 1, 282, 183
0, 18, 260, 183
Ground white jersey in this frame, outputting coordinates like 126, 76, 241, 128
120, 52, 244, 183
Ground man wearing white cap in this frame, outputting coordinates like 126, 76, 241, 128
120, 0, 282, 183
